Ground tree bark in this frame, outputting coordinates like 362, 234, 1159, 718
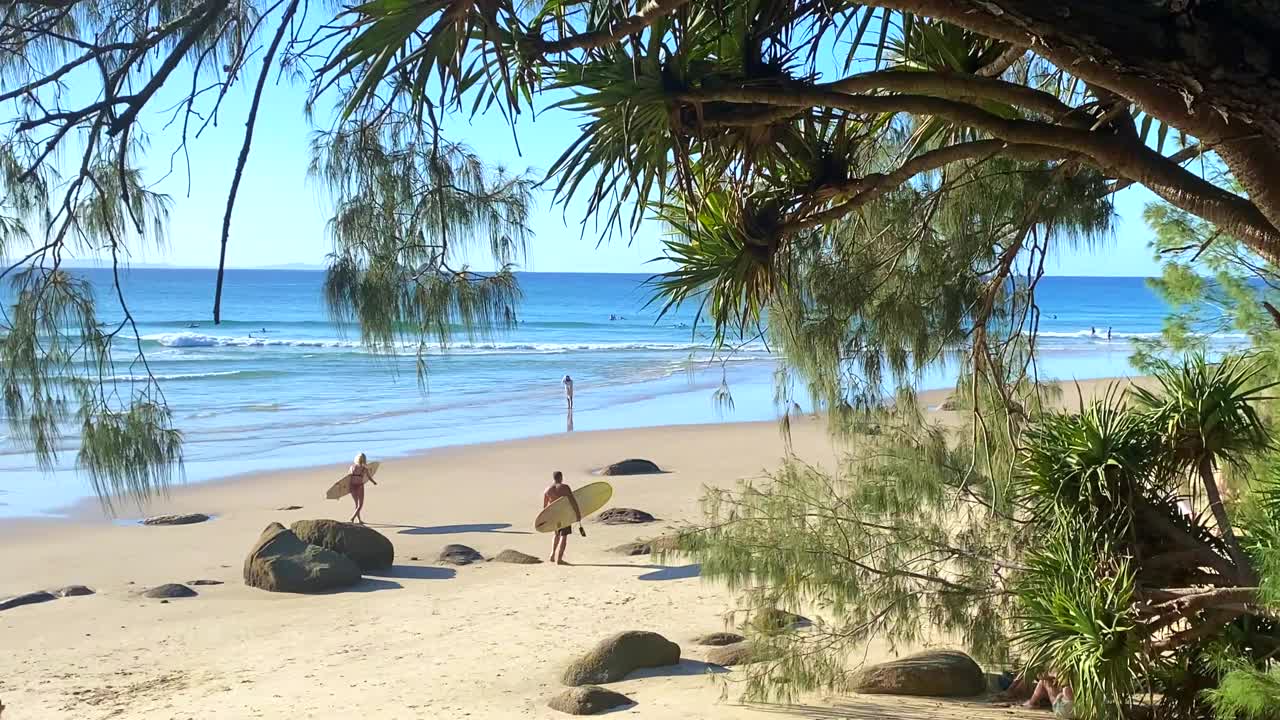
1198, 456, 1256, 586
867, 1, 1280, 242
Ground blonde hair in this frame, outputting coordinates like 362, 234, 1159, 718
354, 452, 367, 466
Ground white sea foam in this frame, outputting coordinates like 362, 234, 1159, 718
141, 332, 771, 355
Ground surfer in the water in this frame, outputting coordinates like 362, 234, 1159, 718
543, 471, 584, 564
348, 452, 377, 524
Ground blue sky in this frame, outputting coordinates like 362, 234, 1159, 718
133, 69, 1163, 276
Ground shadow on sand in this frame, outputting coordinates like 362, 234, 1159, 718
637, 563, 701, 581
338, 578, 404, 593
627, 659, 729, 680
371, 522, 531, 536
749, 696, 1024, 720
365, 565, 457, 581
562, 562, 702, 582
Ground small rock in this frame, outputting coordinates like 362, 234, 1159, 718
493, 549, 542, 564
187, 580, 224, 586
708, 642, 779, 666
547, 686, 634, 715
0, 591, 57, 612
410, 556, 420, 561
562, 631, 681, 686
276, 505, 303, 511
608, 541, 652, 556
608, 535, 678, 556
596, 508, 655, 525
51, 585, 95, 598
602, 459, 661, 476
143, 584, 197, 599
438, 544, 484, 566
160, 600, 169, 604
141, 513, 210, 526
852, 649, 986, 697
745, 607, 810, 632
938, 395, 961, 411
693, 632, 745, 647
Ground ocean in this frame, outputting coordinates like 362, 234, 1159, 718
0, 270, 1233, 518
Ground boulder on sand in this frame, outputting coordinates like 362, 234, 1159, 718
851, 649, 986, 698
596, 508, 655, 525
141, 513, 210, 526
547, 686, 634, 715
0, 591, 57, 612
707, 642, 779, 667
243, 522, 362, 593
290, 519, 394, 571
745, 607, 810, 632
493, 549, 542, 564
608, 535, 679, 556
693, 632, 744, 647
51, 585, 94, 598
602, 459, 661, 476
561, 631, 681, 686
438, 544, 484, 566
143, 583, 197, 599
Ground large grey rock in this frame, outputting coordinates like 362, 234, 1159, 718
0, 591, 56, 612
51, 585, 94, 598
707, 642, 779, 666
596, 508, 655, 525
693, 632, 745, 647
141, 513, 210, 526
493, 549, 541, 564
438, 544, 484, 566
852, 649, 986, 698
562, 631, 681, 686
290, 519, 394, 571
243, 522, 362, 593
547, 686, 634, 715
602, 459, 661, 476
143, 583, 197, 599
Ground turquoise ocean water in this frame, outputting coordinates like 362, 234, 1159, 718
0, 270, 1238, 518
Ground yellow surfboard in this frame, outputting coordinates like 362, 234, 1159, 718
325, 462, 381, 500
534, 481, 613, 533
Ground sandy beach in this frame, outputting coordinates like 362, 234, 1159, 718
0, 381, 1143, 719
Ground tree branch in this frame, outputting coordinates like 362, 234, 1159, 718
676, 87, 1280, 259
213, 0, 301, 324
534, 0, 691, 54
787, 140, 1068, 231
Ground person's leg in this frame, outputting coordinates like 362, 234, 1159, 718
350, 486, 360, 523
1023, 678, 1050, 708
550, 532, 561, 562
352, 485, 365, 524
556, 531, 569, 564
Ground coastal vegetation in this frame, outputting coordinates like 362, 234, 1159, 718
4, 1, 1280, 716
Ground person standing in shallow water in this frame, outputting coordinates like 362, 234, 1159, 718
543, 471, 583, 564
563, 375, 575, 432
347, 452, 377, 524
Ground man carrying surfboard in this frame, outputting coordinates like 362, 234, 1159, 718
543, 471, 584, 565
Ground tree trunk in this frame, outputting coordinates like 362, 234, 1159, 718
873, 1, 1280, 238
1198, 456, 1256, 586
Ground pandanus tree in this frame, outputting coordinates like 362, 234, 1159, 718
4, 0, 1280, 502
679, 355, 1280, 717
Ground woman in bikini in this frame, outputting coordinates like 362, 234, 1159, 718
348, 453, 377, 524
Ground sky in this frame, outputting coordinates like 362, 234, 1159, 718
86, 46, 1165, 277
